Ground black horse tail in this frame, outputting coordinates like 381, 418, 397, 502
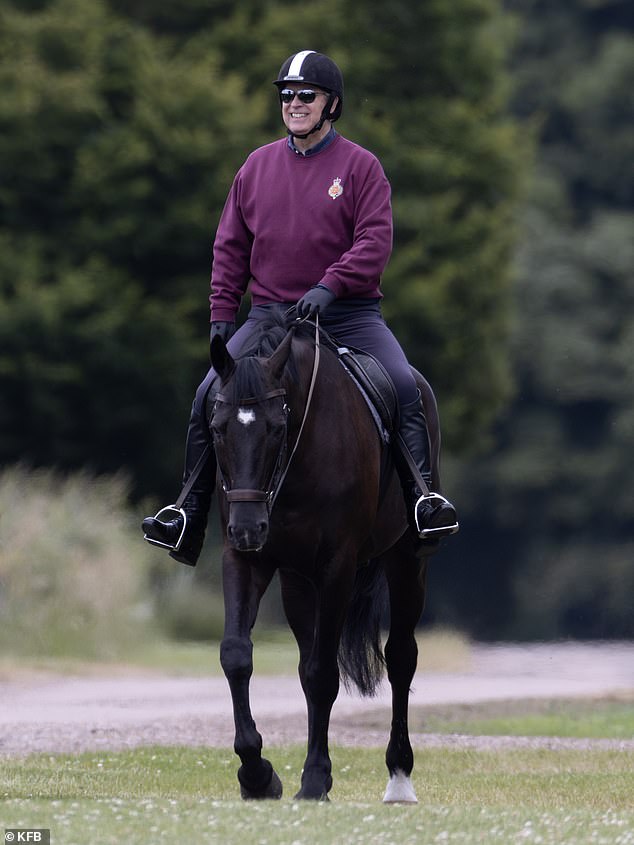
338, 558, 387, 697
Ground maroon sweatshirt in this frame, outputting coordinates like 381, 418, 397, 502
209, 133, 393, 322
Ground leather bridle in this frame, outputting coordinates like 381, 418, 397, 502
214, 387, 289, 508
214, 319, 321, 512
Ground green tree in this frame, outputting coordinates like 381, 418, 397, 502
0, 0, 525, 500
343, 0, 525, 448
0, 0, 268, 496
429, 0, 634, 638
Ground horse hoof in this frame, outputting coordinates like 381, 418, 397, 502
293, 788, 330, 802
240, 769, 283, 801
293, 771, 332, 801
383, 771, 418, 804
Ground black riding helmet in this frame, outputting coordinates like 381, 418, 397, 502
274, 50, 344, 138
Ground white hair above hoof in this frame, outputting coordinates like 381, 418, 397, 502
382, 770, 418, 804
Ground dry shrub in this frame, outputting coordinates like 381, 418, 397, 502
0, 466, 155, 659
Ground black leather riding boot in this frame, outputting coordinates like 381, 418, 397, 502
142, 409, 216, 567
397, 393, 459, 539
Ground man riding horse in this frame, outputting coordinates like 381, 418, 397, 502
143, 50, 458, 565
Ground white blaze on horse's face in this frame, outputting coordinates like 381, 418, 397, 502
237, 407, 256, 426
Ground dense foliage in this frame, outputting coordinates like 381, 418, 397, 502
1, 0, 630, 639
0, 0, 522, 499
427, 0, 634, 638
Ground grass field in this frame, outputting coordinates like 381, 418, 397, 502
2, 698, 634, 845
2, 635, 633, 843
2, 745, 633, 844
364, 693, 634, 740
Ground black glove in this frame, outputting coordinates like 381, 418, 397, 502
296, 285, 336, 318
210, 321, 236, 344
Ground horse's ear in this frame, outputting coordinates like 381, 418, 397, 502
210, 333, 236, 382
266, 328, 295, 381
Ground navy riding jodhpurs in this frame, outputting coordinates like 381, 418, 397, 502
184, 300, 419, 467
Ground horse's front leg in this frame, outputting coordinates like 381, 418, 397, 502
219, 548, 281, 800
381, 536, 428, 804
287, 560, 355, 801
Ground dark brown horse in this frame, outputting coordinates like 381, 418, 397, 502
208, 312, 442, 802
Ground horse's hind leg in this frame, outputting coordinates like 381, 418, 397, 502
382, 537, 428, 803
220, 551, 282, 800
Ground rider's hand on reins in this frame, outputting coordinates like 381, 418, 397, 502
295, 285, 336, 318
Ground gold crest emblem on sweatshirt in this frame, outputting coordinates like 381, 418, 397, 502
328, 177, 344, 200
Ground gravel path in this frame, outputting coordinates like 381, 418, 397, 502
2, 642, 633, 757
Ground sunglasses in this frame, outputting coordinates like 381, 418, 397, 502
279, 88, 327, 104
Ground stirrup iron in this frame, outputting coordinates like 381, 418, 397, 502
414, 492, 459, 538
143, 505, 187, 551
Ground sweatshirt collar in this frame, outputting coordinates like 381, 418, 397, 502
288, 127, 337, 157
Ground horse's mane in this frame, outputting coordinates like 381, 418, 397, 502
224, 308, 316, 401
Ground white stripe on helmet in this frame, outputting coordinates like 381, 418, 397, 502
286, 50, 316, 80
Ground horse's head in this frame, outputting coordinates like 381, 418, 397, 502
209, 328, 294, 552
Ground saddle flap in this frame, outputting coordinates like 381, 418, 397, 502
337, 347, 398, 436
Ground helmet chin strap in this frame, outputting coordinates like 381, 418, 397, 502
287, 118, 326, 140
287, 93, 336, 141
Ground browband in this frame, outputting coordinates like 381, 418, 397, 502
215, 388, 287, 406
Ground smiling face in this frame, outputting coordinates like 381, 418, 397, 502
280, 85, 338, 150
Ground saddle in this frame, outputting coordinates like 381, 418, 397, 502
336, 346, 398, 443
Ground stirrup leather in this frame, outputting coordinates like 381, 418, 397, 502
143, 505, 187, 551
414, 492, 459, 538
